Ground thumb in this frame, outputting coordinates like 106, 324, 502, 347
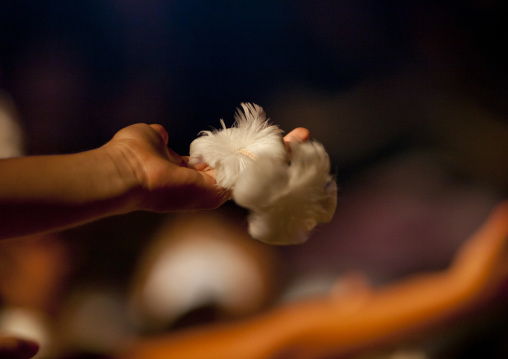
149, 124, 169, 145
283, 127, 310, 144
191, 170, 231, 209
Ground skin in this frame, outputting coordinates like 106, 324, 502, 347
0, 124, 310, 240
119, 201, 508, 359
0, 124, 309, 358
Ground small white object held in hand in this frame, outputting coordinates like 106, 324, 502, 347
189, 103, 337, 245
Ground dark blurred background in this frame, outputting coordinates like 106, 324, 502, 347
0, 0, 415, 155
2, 1, 508, 358
1, 1, 507, 182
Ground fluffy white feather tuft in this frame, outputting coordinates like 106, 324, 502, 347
189, 102, 337, 245
189, 103, 287, 189
233, 141, 337, 245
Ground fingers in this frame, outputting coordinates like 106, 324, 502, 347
149, 124, 169, 145
182, 156, 211, 171
284, 127, 311, 153
173, 126, 310, 211
190, 170, 231, 209
283, 127, 310, 144
167, 147, 187, 167
147, 124, 187, 167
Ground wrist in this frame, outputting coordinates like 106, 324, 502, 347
94, 143, 145, 215
0, 143, 146, 239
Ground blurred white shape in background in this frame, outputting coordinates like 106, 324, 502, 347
0, 308, 50, 358
142, 234, 264, 322
129, 211, 276, 332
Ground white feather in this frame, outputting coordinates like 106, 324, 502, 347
189, 102, 337, 245
189, 103, 287, 189
233, 141, 337, 245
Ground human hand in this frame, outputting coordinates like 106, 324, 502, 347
104, 123, 228, 212
105, 124, 310, 213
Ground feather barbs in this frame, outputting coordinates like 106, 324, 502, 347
189, 103, 337, 245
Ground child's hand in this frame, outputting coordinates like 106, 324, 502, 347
106, 124, 310, 213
